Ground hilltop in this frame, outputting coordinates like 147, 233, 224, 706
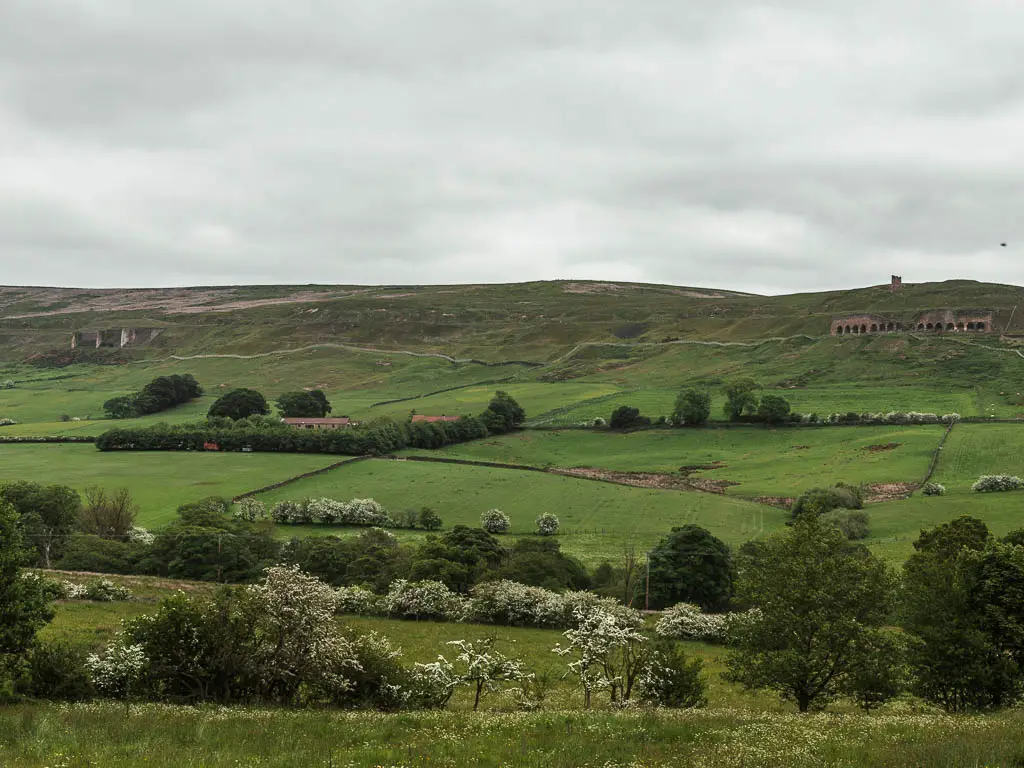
2, 278, 1024, 363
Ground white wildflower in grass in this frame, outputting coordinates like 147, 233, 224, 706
481, 508, 511, 534
86, 641, 147, 699
535, 512, 559, 536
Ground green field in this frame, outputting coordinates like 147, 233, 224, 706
428, 426, 943, 499
0, 445, 336, 527
257, 459, 785, 564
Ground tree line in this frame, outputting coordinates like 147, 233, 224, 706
103, 374, 203, 419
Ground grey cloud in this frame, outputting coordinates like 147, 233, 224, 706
0, 0, 1023, 292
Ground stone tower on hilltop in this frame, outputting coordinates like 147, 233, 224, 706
890, 275, 903, 292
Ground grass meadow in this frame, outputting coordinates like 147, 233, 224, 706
258, 459, 785, 564
7, 573, 1024, 767
0, 445, 336, 527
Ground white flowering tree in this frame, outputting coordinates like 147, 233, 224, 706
655, 603, 728, 643
447, 637, 531, 710
383, 579, 466, 621
86, 640, 147, 699
233, 497, 267, 522
535, 512, 559, 536
411, 655, 460, 708
481, 509, 511, 534
247, 565, 360, 703
554, 606, 649, 707
128, 526, 155, 545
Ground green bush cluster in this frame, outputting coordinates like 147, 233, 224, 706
103, 374, 202, 419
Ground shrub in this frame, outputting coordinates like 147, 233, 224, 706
822, 509, 870, 540
972, 475, 1024, 493
128, 526, 154, 545
481, 509, 511, 534
0, 418, 16, 427
271, 500, 307, 523
591, 417, 606, 427
418, 507, 443, 531
609, 406, 650, 430
791, 484, 863, 518
86, 641, 147, 699
655, 603, 728, 642
922, 482, 946, 497
20, 641, 94, 701
84, 579, 131, 602
2, 380, 13, 389
273, 497, 393, 527
639, 641, 707, 708
535, 512, 559, 536
335, 585, 381, 615
233, 497, 267, 522
383, 580, 465, 621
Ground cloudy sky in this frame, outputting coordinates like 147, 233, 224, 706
1, 1, 1022, 294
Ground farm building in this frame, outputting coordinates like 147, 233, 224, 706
282, 417, 355, 430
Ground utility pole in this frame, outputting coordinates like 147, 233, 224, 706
645, 551, 651, 611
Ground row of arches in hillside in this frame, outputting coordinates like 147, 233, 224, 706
834, 321, 988, 335
835, 322, 901, 335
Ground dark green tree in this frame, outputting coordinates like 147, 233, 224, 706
486, 391, 525, 428
0, 481, 81, 568
672, 389, 711, 426
902, 516, 1024, 712
725, 515, 896, 712
648, 525, 733, 611
496, 538, 590, 591
208, 388, 271, 420
609, 406, 650, 430
276, 390, 332, 418
722, 379, 760, 421
0, 502, 56, 677
757, 394, 791, 425
103, 395, 139, 419
418, 507, 443, 531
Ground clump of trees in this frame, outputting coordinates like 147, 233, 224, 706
275, 390, 331, 418
608, 406, 650, 430
672, 389, 711, 426
104, 374, 202, 419
478, 391, 525, 435
208, 388, 271, 420
647, 525, 733, 612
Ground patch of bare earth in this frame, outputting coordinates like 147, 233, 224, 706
552, 467, 739, 494
864, 443, 902, 453
864, 482, 918, 503
754, 496, 795, 509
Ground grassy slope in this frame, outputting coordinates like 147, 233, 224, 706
257, 459, 786, 564
426, 426, 943, 499
0, 445, 336, 527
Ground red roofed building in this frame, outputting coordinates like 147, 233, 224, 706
411, 415, 460, 423
282, 417, 355, 430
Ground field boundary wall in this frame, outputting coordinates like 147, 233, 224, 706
232, 455, 373, 501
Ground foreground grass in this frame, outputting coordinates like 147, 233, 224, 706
2, 703, 1022, 767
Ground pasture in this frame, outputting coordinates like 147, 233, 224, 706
0, 445, 336, 527
256, 459, 785, 564
426, 425, 943, 500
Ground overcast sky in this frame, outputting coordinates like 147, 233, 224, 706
1, 1, 1023, 294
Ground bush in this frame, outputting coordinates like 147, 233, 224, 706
655, 603, 728, 643
418, 507, 443, 531
922, 482, 946, 496
639, 640, 707, 708
20, 641, 94, 701
383, 580, 465, 621
0, 418, 17, 427
335, 585, 381, 615
481, 509, 511, 534
233, 498, 267, 522
272, 497, 393, 527
822, 509, 870, 540
609, 406, 650, 430
591, 417, 606, 427
535, 512, 559, 536
791, 484, 863, 518
972, 475, 1024, 493
83, 579, 132, 602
